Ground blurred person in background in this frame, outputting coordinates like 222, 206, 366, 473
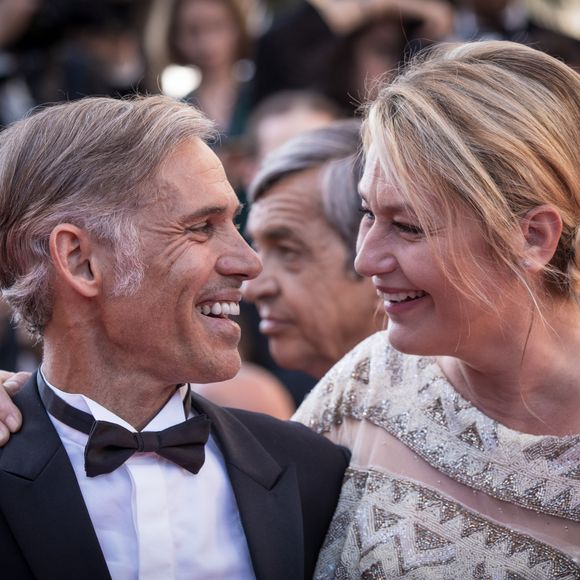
319, 12, 426, 114
252, 0, 453, 107
146, 0, 255, 137
241, 90, 343, 179
243, 119, 383, 382
229, 89, 343, 408
174, 0, 254, 136
450, 0, 530, 41
54, 0, 147, 100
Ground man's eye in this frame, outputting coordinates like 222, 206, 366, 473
393, 221, 424, 236
188, 223, 214, 235
276, 245, 300, 260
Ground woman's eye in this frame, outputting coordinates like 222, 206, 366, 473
359, 207, 375, 221
393, 221, 424, 236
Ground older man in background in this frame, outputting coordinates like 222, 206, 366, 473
243, 119, 383, 380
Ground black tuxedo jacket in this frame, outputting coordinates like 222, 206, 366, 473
0, 376, 349, 580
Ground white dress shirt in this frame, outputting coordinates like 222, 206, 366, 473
41, 371, 255, 580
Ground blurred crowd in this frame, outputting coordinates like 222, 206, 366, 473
1, 0, 579, 402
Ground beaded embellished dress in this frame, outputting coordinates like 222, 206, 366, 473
294, 332, 580, 579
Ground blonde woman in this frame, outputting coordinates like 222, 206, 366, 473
0, 40, 578, 578
295, 41, 580, 578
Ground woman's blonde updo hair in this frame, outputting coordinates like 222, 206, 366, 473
363, 41, 580, 309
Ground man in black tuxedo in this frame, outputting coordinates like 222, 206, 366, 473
0, 95, 348, 579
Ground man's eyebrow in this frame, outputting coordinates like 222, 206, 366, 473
260, 226, 301, 242
182, 203, 243, 222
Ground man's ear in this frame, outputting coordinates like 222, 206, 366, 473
520, 205, 563, 272
49, 224, 102, 297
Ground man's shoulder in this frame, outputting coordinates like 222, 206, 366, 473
229, 406, 349, 460
223, 407, 349, 509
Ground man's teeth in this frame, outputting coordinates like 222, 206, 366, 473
381, 290, 426, 303
197, 302, 241, 316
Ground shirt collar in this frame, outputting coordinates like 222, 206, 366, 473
39, 367, 190, 433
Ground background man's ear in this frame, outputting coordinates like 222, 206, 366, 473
519, 205, 563, 272
49, 224, 102, 297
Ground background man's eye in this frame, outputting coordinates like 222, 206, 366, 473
276, 246, 299, 260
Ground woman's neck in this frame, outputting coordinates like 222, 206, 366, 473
437, 300, 580, 436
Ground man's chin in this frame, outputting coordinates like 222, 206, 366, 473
175, 349, 241, 386
207, 352, 242, 384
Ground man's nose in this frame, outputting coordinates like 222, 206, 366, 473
217, 233, 263, 280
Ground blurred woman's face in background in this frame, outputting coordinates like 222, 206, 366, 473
352, 18, 404, 100
174, 0, 241, 71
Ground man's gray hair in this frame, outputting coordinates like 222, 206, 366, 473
248, 119, 363, 275
0, 95, 215, 337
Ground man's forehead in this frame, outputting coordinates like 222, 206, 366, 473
152, 139, 233, 193
248, 199, 321, 241
248, 186, 323, 230
157, 137, 219, 172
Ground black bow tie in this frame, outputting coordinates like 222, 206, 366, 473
37, 374, 211, 478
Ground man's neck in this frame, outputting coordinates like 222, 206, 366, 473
42, 345, 180, 430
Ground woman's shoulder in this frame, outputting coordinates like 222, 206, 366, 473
293, 331, 435, 433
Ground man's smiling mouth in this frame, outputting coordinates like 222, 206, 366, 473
196, 302, 241, 317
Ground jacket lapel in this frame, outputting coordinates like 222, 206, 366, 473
192, 394, 305, 580
0, 376, 110, 580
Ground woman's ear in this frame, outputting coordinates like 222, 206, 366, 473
519, 205, 563, 272
49, 224, 102, 297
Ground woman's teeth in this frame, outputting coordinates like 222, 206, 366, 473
196, 302, 241, 316
381, 290, 426, 303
